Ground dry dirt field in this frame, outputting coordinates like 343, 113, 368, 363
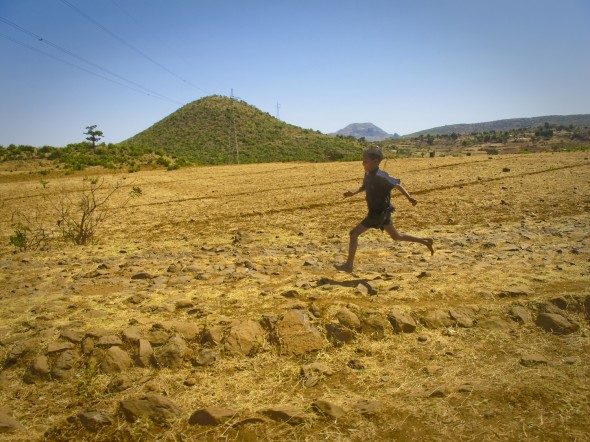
0, 151, 589, 441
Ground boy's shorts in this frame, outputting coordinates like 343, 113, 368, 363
361, 208, 394, 230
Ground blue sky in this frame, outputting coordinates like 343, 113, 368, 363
1, 0, 589, 147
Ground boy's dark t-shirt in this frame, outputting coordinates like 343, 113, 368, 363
360, 168, 400, 214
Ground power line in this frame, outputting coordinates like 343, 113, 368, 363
58, 0, 208, 94
0, 31, 183, 105
0, 16, 183, 105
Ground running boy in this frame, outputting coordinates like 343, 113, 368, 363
335, 148, 434, 273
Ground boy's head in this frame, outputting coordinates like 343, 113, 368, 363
362, 147, 383, 172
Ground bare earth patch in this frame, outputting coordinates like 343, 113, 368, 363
0, 152, 589, 441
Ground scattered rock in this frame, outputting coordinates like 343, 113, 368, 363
23, 355, 51, 384
335, 307, 361, 330
120, 394, 182, 423
201, 325, 225, 346
429, 386, 449, 398
325, 323, 355, 346
520, 353, 549, 366
155, 335, 187, 368
47, 342, 75, 353
354, 399, 383, 417
312, 399, 345, 419
348, 359, 365, 370
535, 313, 579, 335
131, 272, 152, 280
224, 319, 265, 356
425, 365, 443, 375
301, 362, 334, 378
122, 326, 142, 343
387, 308, 417, 333
0, 409, 23, 433
361, 312, 390, 339
106, 375, 133, 393
260, 406, 310, 425
550, 297, 568, 310
52, 349, 79, 380
189, 407, 237, 426
449, 307, 476, 328
60, 329, 85, 343
99, 346, 132, 373
77, 411, 112, 432
420, 310, 454, 329
97, 335, 123, 348
193, 349, 218, 367
275, 310, 324, 356
510, 306, 534, 325
478, 316, 513, 332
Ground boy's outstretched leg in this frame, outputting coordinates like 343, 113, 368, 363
384, 224, 434, 255
335, 223, 368, 272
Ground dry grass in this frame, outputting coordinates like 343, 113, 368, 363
0, 152, 589, 441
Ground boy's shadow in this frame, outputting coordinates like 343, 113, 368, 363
315, 277, 377, 295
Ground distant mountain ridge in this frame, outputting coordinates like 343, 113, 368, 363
331, 123, 400, 141
405, 114, 590, 137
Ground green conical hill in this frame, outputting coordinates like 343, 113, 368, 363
120, 95, 363, 165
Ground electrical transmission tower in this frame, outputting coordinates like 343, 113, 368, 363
229, 89, 240, 164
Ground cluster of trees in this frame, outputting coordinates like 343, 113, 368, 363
0, 125, 187, 172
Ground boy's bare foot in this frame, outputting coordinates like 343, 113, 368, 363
425, 238, 435, 256
334, 263, 353, 273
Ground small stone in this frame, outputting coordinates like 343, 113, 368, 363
184, 377, 198, 387
348, 359, 365, 370
387, 308, 417, 333
100, 346, 132, 373
429, 386, 449, 398
301, 362, 334, 378
418, 335, 428, 342
425, 365, 443, 375
510, 306, 533, 325
304, 375, 319, 387
106, 375, 133, 393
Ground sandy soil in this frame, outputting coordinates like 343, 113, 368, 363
0, 152, 589, 441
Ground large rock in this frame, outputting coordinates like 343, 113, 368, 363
535, 313, 579, 335
276, 310, 324, 356
387, 308, 417, 333
52, 349, 79, 380
136, 339, 155, 368
449, 307, 476, 328
23, 355, 51, 384
335, 307, 361, 330
224, 320, 265, 356
99, 347, 133, 373
189, 407, 237, 426
510, 306, 534, 325
155, 335, 187, 368
120, 394, 182, 423
325, 323, 355, 346
361, 312, 390, 338
420, 310, 454, 329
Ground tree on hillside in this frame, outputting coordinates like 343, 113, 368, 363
84, 125, 104, 147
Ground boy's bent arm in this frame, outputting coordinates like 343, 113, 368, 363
395, 183, 418, 206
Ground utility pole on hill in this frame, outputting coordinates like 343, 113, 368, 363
230, 89, 240, 164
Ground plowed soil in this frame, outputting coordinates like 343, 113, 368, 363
0, 151, 589, 441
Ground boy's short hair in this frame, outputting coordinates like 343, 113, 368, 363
363, 147, 383, 163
